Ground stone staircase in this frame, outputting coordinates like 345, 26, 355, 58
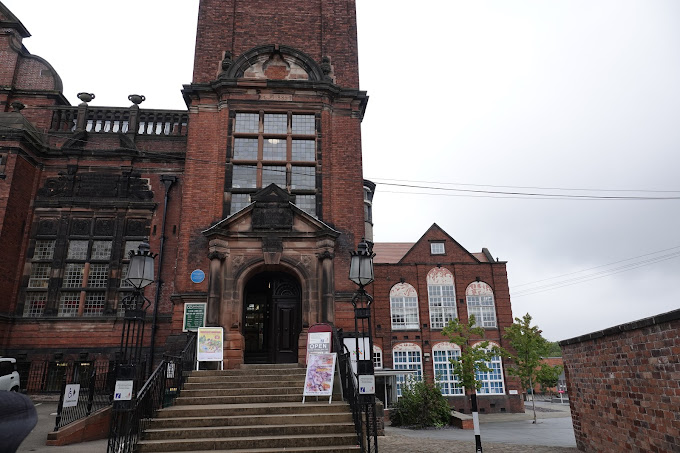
137, 363, 361, 452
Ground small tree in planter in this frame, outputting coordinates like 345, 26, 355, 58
389, 376, 450, 428
443, 315, 500, 453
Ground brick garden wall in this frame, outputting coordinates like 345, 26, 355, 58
560, 309, 680, 452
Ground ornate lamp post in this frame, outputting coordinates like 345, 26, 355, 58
117, 241, 157, 391
349, 238, 378, 453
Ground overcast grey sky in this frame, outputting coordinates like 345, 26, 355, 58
5, 0, 679, 341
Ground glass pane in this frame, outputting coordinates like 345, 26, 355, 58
230, 193, 250, 215
262, 166, 286, 187
34, 240, 55, 260
234, 138, 258, 160
264, 114, 287, 134
24, 293, 47, 317
91, 241, 112, 260
235, 113, 259, 133
232, 165, 257, 188
87, 264, 109, 288
124, 241, 144, 260
58, 292, 81, 317
67, 240, 88, 260
63, 263, 85, 288
291, 140, 315, 161
291, 166, 315, 190
295, 195, 316, 216
120, 263, 133, 288
292, 114, 315, 134
83, 293, 106, 316
28, 263, 51, 288
263, 138, 286, 160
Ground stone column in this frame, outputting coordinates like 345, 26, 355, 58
206, 240, 228, 326
317, 247, 335, 324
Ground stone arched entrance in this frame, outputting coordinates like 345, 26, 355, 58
243, 272, 301, 364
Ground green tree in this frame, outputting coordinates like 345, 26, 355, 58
389, 377, 450, 428
501, 313, 553, 424
544, 341, 562, 357
536, 364, 563, 394
442, 315, 500, 452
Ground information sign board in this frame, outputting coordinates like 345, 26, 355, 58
306, 332, 331, 363
63, 384, 80, 408
190, 269, 205, 283
303, 353, 337, 401
114, 380, 134, 401
183, 303, 206, 332
197, 327, 224, 362
358, 375, 375, 395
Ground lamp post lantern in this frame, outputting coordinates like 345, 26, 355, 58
349, 238, 378, 453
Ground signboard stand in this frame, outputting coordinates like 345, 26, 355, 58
196, 327, 224, 370
302, 353, 337, 404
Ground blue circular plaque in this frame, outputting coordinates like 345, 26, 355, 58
190, 269, 205, 284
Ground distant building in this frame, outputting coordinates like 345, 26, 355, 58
0, 1, 522, 413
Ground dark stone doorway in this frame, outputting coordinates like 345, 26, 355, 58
243, 272, 301, 364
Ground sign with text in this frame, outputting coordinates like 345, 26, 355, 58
183, 303, 206, 332
63, 384, 80, 408
343, 337, 370, 375
303, 353, 337, 400
306, 332, 331, 363
114, 380, 134, 401
358, 375, 375, 395
197, 327, 224, 362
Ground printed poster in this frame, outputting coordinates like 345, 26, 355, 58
303, 353, 337, 397
197, 327, 224, 362
306, 332, 331, 364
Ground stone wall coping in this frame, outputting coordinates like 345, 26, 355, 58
559, 308, 680, 346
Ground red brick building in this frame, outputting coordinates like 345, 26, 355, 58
0, 1, 521, 412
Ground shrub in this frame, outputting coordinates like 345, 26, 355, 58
389, 378, 450, 428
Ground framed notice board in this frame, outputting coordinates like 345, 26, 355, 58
183, 303, 206, 332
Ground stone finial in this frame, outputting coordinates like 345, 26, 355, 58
77, 92, 95, 105
128, 94, 145, 106
321, 56, 333, 82
221, 51, 234, 72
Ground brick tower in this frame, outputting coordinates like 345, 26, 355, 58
176, 0, 368, 366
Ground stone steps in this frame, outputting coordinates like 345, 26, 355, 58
139, 364, 358, 452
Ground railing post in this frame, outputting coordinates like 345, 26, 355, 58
87, 368, 97, 415
54, 379, 66, 431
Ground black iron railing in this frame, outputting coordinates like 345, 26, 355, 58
107, 332, 196, 453
54, 362, 115, 430
332, 326, 378, 453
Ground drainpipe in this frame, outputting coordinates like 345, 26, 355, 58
148, 175, 177, 376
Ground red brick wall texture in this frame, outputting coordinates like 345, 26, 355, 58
560, 310, 680, 453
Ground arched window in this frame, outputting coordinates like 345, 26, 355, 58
373, 345, 383, 369
393, 342, 422, 397
390, 283, 419, 330
432, 342, 463, 395
475, 342, 505, 394
427, 267, 457, 329
466, 281, 497, 328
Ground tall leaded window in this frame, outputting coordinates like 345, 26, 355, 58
433, 342, 463, 395
427, 267, 457, 329
230, 112, 317, 216
393, 343, 422, 397
466, 282, 497, 328
22, 217, 149, 318
475, 342, 505, 394
390, 283, 419, 330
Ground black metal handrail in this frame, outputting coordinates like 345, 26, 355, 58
53, 362, 115, 430
107, 332, 196, 453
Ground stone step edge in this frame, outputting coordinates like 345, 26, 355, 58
146, 422, 354, 433
138, 433, 358, 445
150, 413, 352, 423
153, 446, 360, 453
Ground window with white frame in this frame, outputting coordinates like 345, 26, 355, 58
393, 343, 422, 397
373, 346, 383, 369
231, 112, 317, 216
427, 267, 457, 329
475, 342, 505, 394
390, 282, 419, 330
432, 342, 463, 395
466, 281, 497, 328
430, 242, 445, 255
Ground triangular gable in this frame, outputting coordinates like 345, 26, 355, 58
397, 223, 480, 264
0, 3, 30, 38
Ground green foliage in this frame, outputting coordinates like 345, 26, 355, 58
536, 364, 563, 392
501, 313, 552, 391
390, 378, 450, 428
544, 341, 562, 357
442, 315, 500, 392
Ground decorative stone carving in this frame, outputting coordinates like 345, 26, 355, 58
232, 255, 246, 270
37, 219, 58, 236
37, 170, 153, 200
320, 56, 333, 82
94, 218, 116, 236
70, 218, 91, 236
125, 219, 149, 237
208, 250, 227, 261
251, 184, 295, 231
300, 254, 313, 271
220, 51, 234, 76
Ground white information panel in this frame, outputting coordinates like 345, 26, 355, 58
358, 375, 375, 395
63, 384, 80, 408
306, 332, 331, 363
114, 380, 134, 401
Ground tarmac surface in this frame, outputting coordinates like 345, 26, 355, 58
16, 397, 576, 452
